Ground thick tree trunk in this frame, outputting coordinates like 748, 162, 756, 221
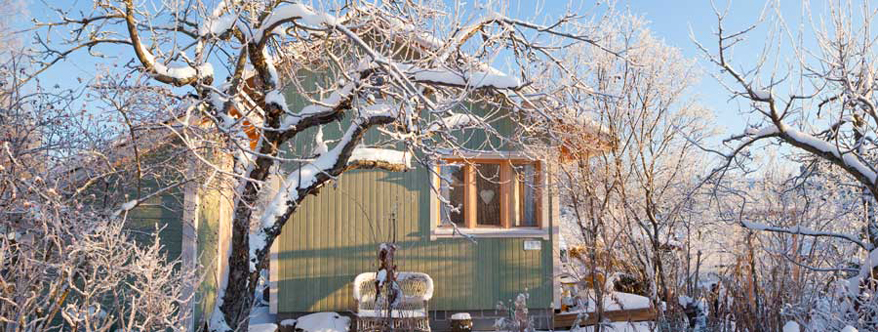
219, 156, 276, 330
212, 109, 395, 332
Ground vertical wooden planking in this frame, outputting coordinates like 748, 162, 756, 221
301, 199, 310, 310
292, 210, 298, 311
513, 238, 520, 302
487, 239, 495, 309
274, 154, 555, 313
319, 186, 328, 311
339, 182, 347, 310
449, 235, 456, 310
312, 198, 318, 310
506, 238, 514, 303
518, 239, 525, 302
346, 175, 355, 310
510, 238, 517, 302
466, 242, 473, 310
314, 192, 323, 310
528, 240, 536, 304
361, 171, 371, 292
328, 185, 336, 310
482, 239, 490, 310
460, 240, 467, 310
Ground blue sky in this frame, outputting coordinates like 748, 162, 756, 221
25, 0, 824, 142
494, 0, 821, 139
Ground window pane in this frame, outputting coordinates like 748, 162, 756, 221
439, 164, 465, 226
517, 164, 537, 227
476, 163, 501, 226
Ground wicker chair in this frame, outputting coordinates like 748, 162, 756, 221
353, 272, 434, 332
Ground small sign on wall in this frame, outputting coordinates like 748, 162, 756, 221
523, 240, 541, 251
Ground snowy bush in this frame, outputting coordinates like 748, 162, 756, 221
494, 292, 534, 332
0, 182, 196, 331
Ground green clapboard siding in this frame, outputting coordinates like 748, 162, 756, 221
102, 141, 222, 325
124, 181, 184, 262
275, 90, 552, 311
276, 168, 553, 312
125, 200, 183, 261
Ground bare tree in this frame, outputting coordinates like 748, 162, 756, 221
517, 9, 714, 331
2, 9, 198, 330
698, 0, 878, 329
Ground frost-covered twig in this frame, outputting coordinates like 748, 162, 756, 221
741, 221, 871, 251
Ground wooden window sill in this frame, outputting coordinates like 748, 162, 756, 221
430, 227, 549, 240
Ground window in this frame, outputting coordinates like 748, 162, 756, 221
437, 158, 542, 229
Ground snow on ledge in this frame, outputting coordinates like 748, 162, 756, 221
430, 227, 549, 240
349, 147, 411, 168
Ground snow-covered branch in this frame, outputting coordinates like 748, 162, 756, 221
347, 147, 411, 172
112, 179, 192, 217
255, 3, 338, 43
742, 221, 871, 251
123, 0, 213, 87
401, 64, 522, 90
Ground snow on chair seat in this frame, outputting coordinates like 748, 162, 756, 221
353, 272, 433, 332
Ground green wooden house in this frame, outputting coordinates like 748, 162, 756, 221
102, 97, 576, 332
257, 55, 567, 332
268, 129, 565, 330
110, 101, 566, 331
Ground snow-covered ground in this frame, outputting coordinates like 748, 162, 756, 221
249, 306, 651, 332
577, 291, 651, 312
295, 312, 351, 332
533, 322, 652, 332
248, 309, 350, 332
248, 305, 278, 332
571, 322, 652, 332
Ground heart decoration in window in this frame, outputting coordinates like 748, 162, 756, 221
479, 189, 495, 204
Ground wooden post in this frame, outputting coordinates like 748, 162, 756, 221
464, 164, 477, 228
500, 162, 513, 228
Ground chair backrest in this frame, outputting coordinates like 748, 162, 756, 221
353, 272, 434, 304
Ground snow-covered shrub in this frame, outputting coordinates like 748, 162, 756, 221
1, 39, 196, 330
518, 8, 712, 330
493, 292, 534, 332
0, 182, 196, 331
